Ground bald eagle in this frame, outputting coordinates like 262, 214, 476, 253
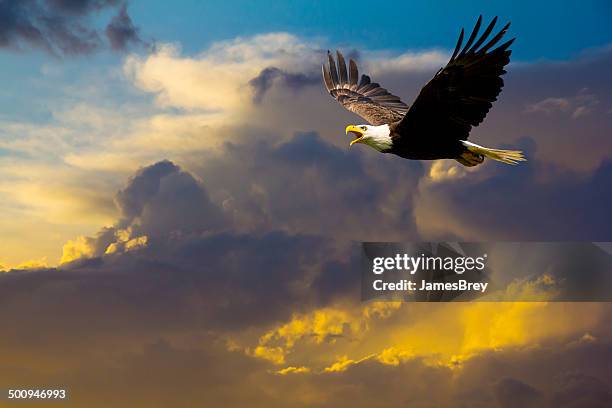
322, 16, 525, 166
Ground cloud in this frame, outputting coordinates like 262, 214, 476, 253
249, 66, 319, 103
61, 160, 226, 262
123, 33, 322, 112
364, 49, 447, 74
2, 27, 612, 270
113, 159, 225, 235
194, 131, 422, 240
551, 373, 612, 407
0, 0, 144, 55
105, 3, 145, 51
495, 378, 543, 408
250, 303, 400, 365
477, 51, 612, 172
60, 227, 116, 263
2, 164, 363, 340
275, 366, 310, 375
115, 160, 181, 222
4, 31, 612, 267
525, 89, 599, 119
415, 149, 612, 241
2, 158, 612, 406
525, 97, 572, 114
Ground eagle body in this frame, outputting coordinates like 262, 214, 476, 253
323, 16, 525, 166
387, 121, 465, 160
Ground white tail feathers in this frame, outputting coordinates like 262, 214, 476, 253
461, 140, 526, 165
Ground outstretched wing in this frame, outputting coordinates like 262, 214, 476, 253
396, 16, 514, 141
322, 50, 409, 126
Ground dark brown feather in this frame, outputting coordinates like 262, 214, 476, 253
322, 50, 409, 125
348, 59, 359, 89
459, 15, 482, 57
336, 50, 348, 86
449, 28, 464, 62
327, 51, 339, 87
468, 16, 497, 53
393, 16, 513, 156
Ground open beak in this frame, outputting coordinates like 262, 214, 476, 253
346, 125, 365, 147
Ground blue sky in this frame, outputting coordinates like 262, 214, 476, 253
130, 0, 612, 60
1, 1, 609, 107
1, 0, 609, 126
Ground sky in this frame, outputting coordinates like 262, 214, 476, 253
1, 1, 612, 407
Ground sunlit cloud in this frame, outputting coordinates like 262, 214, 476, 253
525, 89, 599, 119
123, 34, 321, 113
239, 300, 604, 374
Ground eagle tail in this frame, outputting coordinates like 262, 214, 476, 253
461, 140, 526, 165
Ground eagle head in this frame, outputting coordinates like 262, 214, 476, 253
345, 124, 393, 152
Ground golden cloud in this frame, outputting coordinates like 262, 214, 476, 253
242, 300, 604, 375
61, 236, 97, 264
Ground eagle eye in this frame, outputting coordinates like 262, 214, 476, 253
361, 126, 367, 130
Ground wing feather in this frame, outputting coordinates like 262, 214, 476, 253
480, 22, 511, 53
336, 50, 348, 87
327, 51, 339, 87
358, 74, 371, 87
467, 16, 497, 53
396, 16, 514, 143
322, 64, 333, 92
458, 15, 482, 57
348, 59, 359, 90
449, 28, 464, 62
322, 50, 409, 125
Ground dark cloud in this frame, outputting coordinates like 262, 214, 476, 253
552, 373, 612, 407
115, 160, 180, 222
49, 159, 358, 327
416, 144, 612, 240
0, 0, 144, 55
249, 66, 319, 103
46, 0, 119, 15
118, 160, 226, 233
5, 231, 612, 408
2, 232, 354, 340
75, 160, 227, 258
495, 378, 543, 408
105, 3, 144, 51
193, 131, 423, 240
2, 158, 612, 406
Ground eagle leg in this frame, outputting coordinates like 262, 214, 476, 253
455, 151, 485, 167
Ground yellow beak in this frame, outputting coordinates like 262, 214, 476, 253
346, 125, 365, 147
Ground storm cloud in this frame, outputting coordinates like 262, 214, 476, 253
0, 0, 144, 55
249, 66, 320, 103
105, 3, 145, 51
416, 152, 612, 241
2, 158, 612, 407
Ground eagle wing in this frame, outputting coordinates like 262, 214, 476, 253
396, 16, 514, 141
322, 50, 409, 126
